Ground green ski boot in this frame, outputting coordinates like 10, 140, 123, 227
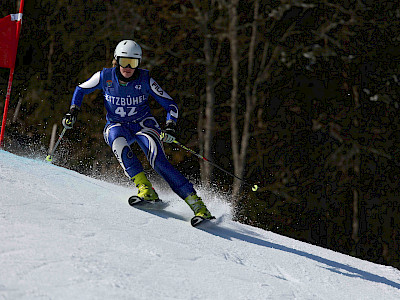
184, 193, 213, 219
132, 172, 159, 202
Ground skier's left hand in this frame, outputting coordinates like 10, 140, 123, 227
62, 105, 80, 129
160, 121, 177, 143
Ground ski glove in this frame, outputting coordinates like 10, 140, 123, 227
160, 121, 177, 143
62, 105, 80, 129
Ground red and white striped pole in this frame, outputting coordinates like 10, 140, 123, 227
0, 0, 25, 148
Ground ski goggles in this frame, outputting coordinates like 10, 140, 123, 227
117, 57, 140, 69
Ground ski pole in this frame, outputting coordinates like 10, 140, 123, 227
45, 127, 67, 162
172, 139, 259, 191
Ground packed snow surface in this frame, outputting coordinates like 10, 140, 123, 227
1, 150, 400, 299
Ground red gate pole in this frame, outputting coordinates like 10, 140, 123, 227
0, 68, 16, 148
0, 0, 25, 148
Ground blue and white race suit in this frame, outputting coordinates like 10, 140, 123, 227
70, 67, 195, 199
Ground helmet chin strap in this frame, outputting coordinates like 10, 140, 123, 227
116, 67, 140, 82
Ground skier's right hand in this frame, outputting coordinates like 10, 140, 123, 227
62, 105, 80, 129
160, 120, 177, 143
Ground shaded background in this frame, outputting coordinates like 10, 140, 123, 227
1, 1, 400, 268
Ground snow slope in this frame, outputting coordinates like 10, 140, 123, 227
1, 150, 400, 300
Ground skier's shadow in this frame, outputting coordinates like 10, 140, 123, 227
199, 223, 400, 291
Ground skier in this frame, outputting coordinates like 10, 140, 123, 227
62, 40, 213, 220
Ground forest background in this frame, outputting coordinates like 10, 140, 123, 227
1, 0, 400, 269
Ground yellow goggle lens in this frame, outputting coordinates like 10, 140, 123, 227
118, 57, 140, 68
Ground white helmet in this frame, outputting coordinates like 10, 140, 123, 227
114, 40, 142, 67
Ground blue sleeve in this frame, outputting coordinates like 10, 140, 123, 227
71, 71, 102, 108
148, 77, 179, 124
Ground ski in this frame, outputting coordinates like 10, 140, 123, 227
128, 196, 169, 210
190, 216, 216, 227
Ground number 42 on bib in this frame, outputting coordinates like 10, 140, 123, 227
114, 106, 137, 117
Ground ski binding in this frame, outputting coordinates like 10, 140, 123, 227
190, 215, 216, 227
128, 196, 169, 209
